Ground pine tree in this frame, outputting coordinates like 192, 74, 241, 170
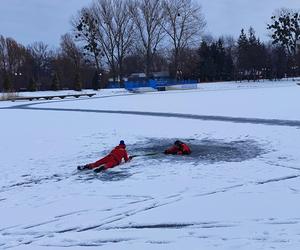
237, 29, 249, 80
214, 39, 226, 80
197, 41, 215, 82
248, 27, 261, 80
92, 71, 99, 90
27, 77, 37, 91
223, 49, 234, 81
73, 71, 82, 91
51, 73, 60, 91
236, 28, 269, 81
197, 39, 235, 82
3, 73, 11, 92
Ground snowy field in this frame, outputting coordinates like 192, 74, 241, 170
1, 80, 300, 250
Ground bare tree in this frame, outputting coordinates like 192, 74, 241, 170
0, 36, 7, 73
72, 7, 103, 75
267, 8, 300, 56
0, 36, 26, 91
60, 33, 84, 90
162, 0, 205, 79
129, 0, 165, 78
0, 35, 10, 90
73, 0, 135, 85
27, 41, 49, 89
61, 34, 83, 71
92, 0, 135, 84
3, 38, 25, 74
112, 0, 136, 82
28, 42, 49, 68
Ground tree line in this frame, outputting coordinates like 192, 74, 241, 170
0, 1, 299, 92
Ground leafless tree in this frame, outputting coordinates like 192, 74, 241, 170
0, 37, 23, 74
92, 0, 135, 83
0, 36, 7, 72
28, 42, 49, 68
27, 41, 49, 88
73, 0, 135, 84
60, 33, 84, 90
72, 7, 102, 74
129, 0, 165, 78
268, 8, 300, 57
162, 0, 205, 79
113, 0, 136, 82
61, 34, 83, 71
0, 36, 26, 90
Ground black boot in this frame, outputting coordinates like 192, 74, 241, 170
94, 166, 105, 173
77, 164, 90, 170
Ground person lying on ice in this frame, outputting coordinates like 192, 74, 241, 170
78, 140, 132, 171
164, 140, 191, 155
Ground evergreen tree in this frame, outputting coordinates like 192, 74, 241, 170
197, 39, 234, 82
237, 28, 268, 81
197, 41, 215, 82
270, 45, 288, 79
73, 71, 82, 91
51, 73, 60, 91
237, 29, 249, 79
92, 71, 99, 90
27, 77, 37, 91
214, 39, 226, 80
248, 27, 262, 80
2, 73, 11, 92
223, 49, 235, 81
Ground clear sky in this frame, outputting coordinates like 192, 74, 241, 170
0, 0, 299, 47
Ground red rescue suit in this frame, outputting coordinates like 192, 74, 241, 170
164, 143, 191, 155
88, 145, 129, 169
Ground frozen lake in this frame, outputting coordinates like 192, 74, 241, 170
1, 81, 300, 249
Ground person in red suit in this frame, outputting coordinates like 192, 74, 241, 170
78, 140, 132, 171
164, 140, 191, 155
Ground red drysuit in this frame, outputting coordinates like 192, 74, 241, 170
88, 145, 130, 170
164, 143, 191, 155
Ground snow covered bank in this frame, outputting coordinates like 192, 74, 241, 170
16, 80, 300, 121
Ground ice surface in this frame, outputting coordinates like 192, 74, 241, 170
1, 80, 300, 249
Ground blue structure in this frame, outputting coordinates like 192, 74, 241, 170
124, 79, 156, 90
155, 79, 198, 88
107, 79, 198, 90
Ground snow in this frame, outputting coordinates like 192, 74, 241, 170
1, 80, 300, 249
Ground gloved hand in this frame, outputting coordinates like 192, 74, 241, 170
128, 156, 133, 161
77, 164, 90, 170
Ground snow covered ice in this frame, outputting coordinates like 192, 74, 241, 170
1, 81, 300, 249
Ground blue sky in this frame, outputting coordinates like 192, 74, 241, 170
0, 0, 299, 47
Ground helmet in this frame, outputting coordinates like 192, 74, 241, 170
174, 140, 182, 146
119, 140, 126, 147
